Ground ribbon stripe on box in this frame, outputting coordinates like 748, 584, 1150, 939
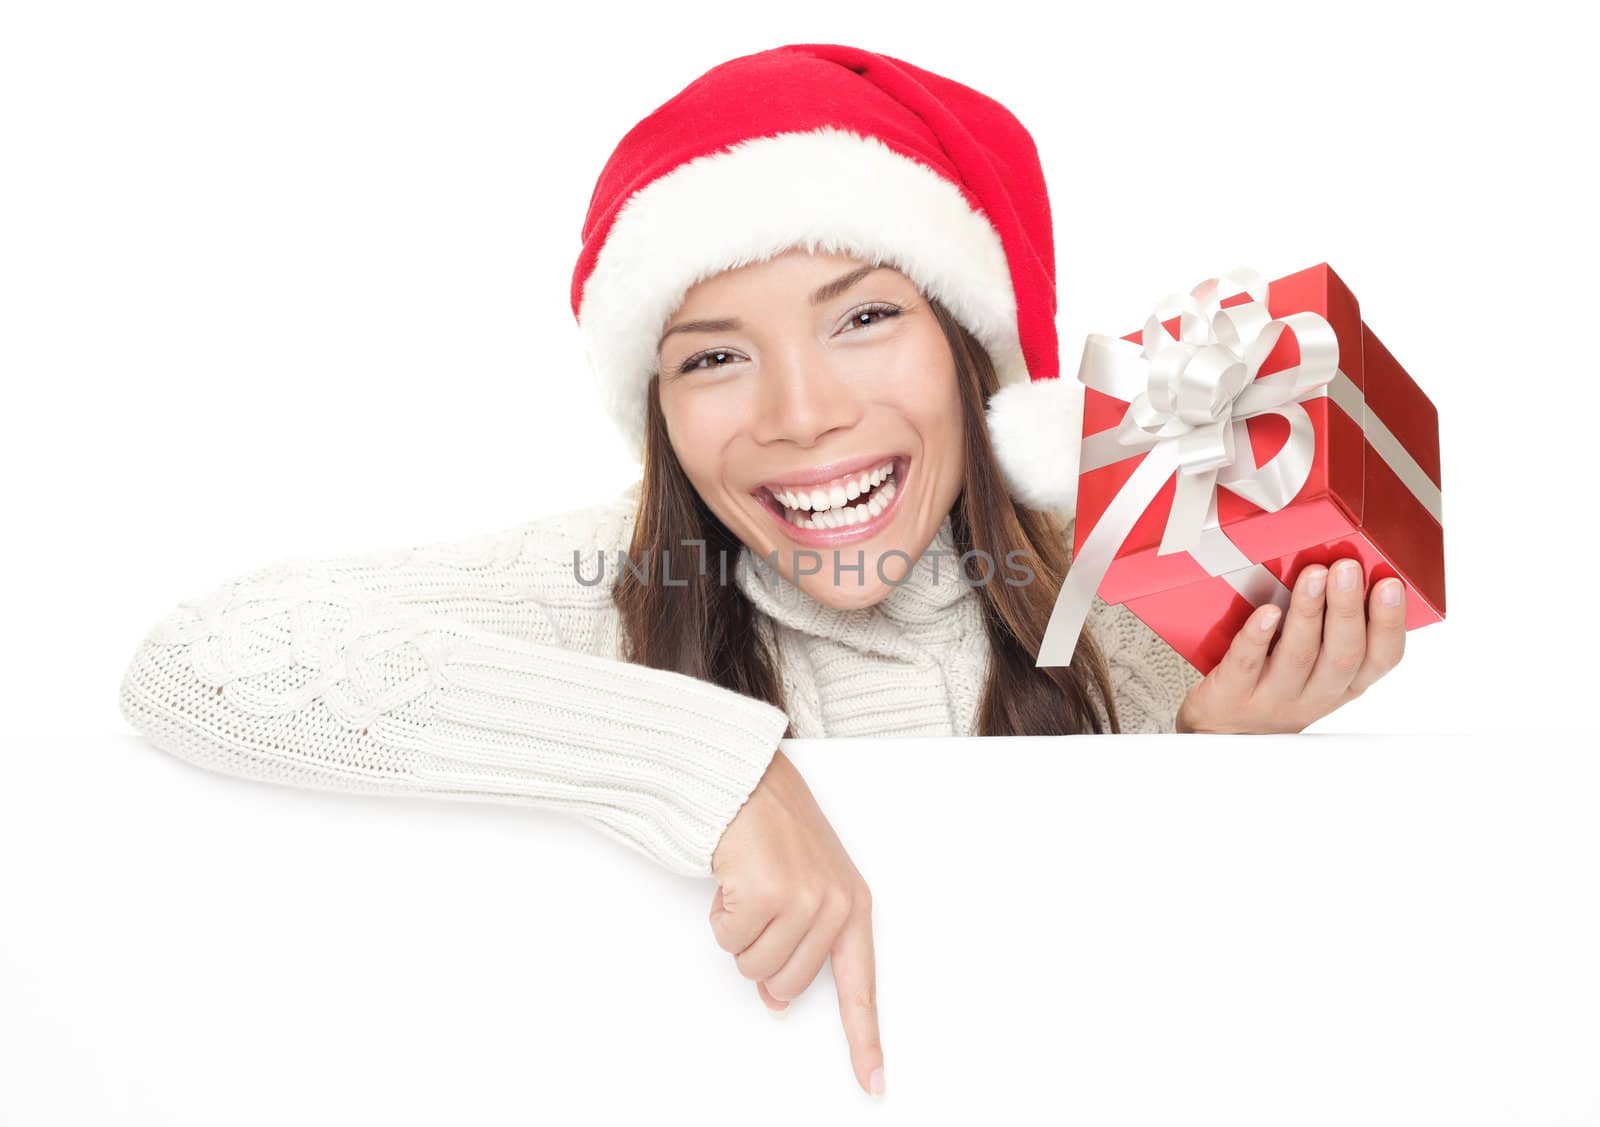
1036, 265, 1444, 670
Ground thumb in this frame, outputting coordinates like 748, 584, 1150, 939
756, 980, 790, 1016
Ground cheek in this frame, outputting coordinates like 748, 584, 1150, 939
659, 382, 750, 482
875, 341, 963, 442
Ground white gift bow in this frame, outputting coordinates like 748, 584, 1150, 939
1036, 266, 1340, 668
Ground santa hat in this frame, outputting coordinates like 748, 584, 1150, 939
569, 42, 1081, 517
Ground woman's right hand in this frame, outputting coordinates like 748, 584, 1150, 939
709, 748, 885, 1099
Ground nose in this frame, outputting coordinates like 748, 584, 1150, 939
749, 341, 863, 448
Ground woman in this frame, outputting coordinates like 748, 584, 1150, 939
119, 43, 1407, 1099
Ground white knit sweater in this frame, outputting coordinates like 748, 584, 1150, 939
119, 479, 1203, 878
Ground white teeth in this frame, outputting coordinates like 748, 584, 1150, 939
769, 459, 896, 514
784, 479, 896, 530
763, 459, 905, 531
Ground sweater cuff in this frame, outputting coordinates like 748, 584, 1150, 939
410, 633, 788, 877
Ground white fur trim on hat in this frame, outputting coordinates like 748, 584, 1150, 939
577, 126, 1032, 445
984, 375, 1082, 517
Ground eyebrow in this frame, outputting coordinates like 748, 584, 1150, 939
656, 264, 883, 351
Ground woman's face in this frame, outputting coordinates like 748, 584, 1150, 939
656, 247, 964, 609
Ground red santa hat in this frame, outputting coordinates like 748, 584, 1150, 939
569, 42, 1081, 516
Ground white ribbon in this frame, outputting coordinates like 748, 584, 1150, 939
1036, 267, 1341, 667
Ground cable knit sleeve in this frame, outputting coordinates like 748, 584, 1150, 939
1085, 595, 1205, 733
1067, 517, 1206, 734
118, 484, 788, 878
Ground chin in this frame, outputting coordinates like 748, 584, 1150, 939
800, 573, 891, 610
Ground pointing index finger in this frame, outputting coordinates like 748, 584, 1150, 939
830, 903, 885, 1098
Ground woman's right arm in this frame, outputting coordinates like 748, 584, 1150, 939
118, 489, 789, 878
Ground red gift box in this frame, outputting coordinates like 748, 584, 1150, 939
1036, 263, 1445, 675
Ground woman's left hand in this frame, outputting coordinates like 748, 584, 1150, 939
1176, 557, 1408, 734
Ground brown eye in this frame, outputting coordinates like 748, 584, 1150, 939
842, 302, 903, 332
675, 349, 742, 375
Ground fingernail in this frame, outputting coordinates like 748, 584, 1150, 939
1305, 568, 1326, 598
768, 1005, 789, 1020
1337, 561, 1360, 591
1259, 606, 1281, 631
1381, 579, 1404, 607
869, 1065, 886, 1098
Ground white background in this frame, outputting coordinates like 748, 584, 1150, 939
3, 0, 1595, 1122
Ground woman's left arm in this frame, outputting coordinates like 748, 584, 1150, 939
1086, 594, 1206, 734
1176, 558, 1408, 734
1066, 514, 1204, 733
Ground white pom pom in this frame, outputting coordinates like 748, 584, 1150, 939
984, 377, 1083, 516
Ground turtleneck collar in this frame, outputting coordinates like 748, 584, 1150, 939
733, 513, 980, 662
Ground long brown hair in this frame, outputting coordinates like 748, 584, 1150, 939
612, 295, 1121, 737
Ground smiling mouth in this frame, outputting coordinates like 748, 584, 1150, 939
755, 455, 908, 531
